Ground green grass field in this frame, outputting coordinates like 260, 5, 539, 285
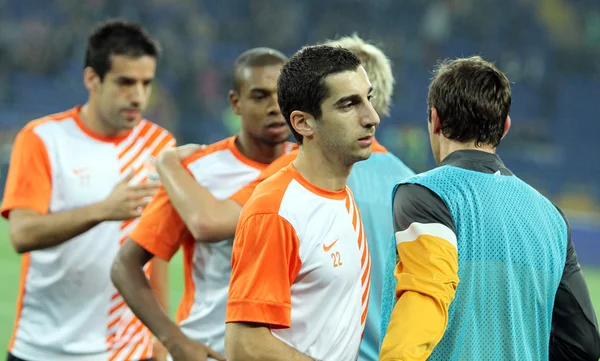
0, 220, 599, 348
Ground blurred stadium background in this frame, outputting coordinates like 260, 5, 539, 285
0, 0, 599, 347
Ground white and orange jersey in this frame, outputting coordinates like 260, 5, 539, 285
226, 164, 371, 361
0, 106, 175, 361
130, 136, 297, 356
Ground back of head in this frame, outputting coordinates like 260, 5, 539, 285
85, 19, 160, 81
428, 56, 512, 148
232, 47, 288, 92
325, 34, 394, 117
277, 45, 362, 143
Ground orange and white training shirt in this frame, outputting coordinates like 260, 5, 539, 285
0, 106, 175, 361
130, 136, 296, 357
226, 164, 371, 361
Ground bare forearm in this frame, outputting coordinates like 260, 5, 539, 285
225, 324, 317, 361
157, 156, 240, 242
9, 205, 106, 253
111, 252, 184, 349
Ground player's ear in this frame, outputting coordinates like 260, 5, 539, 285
83, 67, 101, 93
229, 90, 242, 116
290, 111, 315, 140
501, 115, 511, 139
430, 107, 442, 135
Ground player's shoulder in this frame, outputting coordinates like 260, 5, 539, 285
135, 119, 176, 151
138, 118, 174, 137
242, 165, 296, 216
21, 107, 79, 134
368, 141, 408, 166
180, 137, 235, 168
371, 140, 389, 154
262, 149, 298, 177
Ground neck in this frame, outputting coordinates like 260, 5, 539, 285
292, 144, 351, 192
439, 139, 496, 163
236, 131, 285, 164
80, 102, 122, 137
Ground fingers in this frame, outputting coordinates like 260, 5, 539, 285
129, 183, 160, 192
120, 169, 136, 184
175, 144, 203, 159
132, 198, 151, 209
206, 346, 226, 361
130, 188, 158, 201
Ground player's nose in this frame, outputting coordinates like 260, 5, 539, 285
361, 102, 380, 128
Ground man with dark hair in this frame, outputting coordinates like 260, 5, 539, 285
152, 36, 415, 361
1, 19, 173, 361
223, 45, 379, 361
380, 56, 600, 361
111, 47, 296, 361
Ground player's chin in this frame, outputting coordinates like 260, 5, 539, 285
262, 133, 290, 145
357, 148, 373, 161
121, 116, 141, 128
348, 147, 372, 164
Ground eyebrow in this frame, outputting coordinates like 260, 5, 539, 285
116, 76, 154, 83
249, 87, 274, 94
333, 86, 373, 107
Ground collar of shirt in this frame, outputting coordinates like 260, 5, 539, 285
440, 149, 513, 175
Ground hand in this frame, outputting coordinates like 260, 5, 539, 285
169, 337, 226, 361
157, 144, 205, 164
98, 171, 159, 221
153, 338, 169, 361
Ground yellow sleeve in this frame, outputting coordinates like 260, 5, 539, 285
379, 224, 459, 361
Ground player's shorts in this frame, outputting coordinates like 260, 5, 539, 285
6, 352, 156, 361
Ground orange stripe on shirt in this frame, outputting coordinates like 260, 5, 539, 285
121, 219, 136, 232
108, 317, 120, 330
140, 335, 152, 360
362, 256, 371, 285
118, 122, 153, 159
358, 219, 365, 249
151, 135, 174, 157
119, 127, 164, 173
110, 301, 126, 315
351, 194, 371, 327
121, 330, 151, 361
108, 119, 173, 354
108, 322, 145, 361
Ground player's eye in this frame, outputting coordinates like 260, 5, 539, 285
118, 79, 136, 87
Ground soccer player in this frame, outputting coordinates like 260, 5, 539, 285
156, 35, 414, 361
224, 45, 378, 361
379, 56, 600, 361
326, 35, 415, 361
110, 48, 296, 361
1, 20, 174, 361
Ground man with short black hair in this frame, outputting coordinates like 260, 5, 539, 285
2, 19, 173, 361
224, 45, 379, 361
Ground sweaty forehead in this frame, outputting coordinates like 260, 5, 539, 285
238, 64, 283, 91
323, 66, 371, 100
106, 54, 156, 79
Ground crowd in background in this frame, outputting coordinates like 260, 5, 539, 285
0, 0, 599, 215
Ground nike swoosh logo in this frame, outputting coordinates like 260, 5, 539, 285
323, 239, 339, 252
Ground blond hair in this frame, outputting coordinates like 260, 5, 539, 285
325, 34, 395, 116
